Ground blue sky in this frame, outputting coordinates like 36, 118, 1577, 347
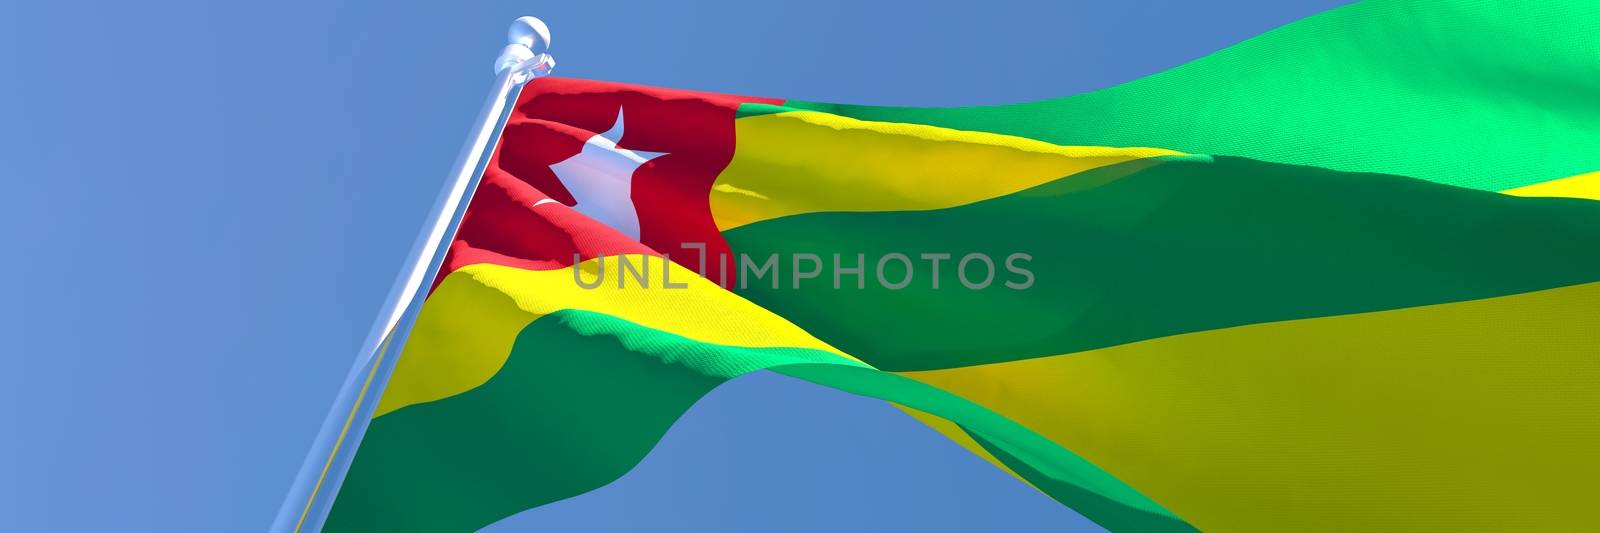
0, 0, 1346, 530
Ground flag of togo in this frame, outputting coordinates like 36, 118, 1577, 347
322, 1, 1600, 531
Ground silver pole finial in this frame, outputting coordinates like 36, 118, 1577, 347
509, 16, 551, 54
496, 16, 555, 83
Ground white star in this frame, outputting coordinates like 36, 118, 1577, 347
546, 107, 667, 239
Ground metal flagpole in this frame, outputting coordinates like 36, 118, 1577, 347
270, 16, 556, 533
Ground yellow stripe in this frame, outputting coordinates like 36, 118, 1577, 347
375, 257, 857, 418
900, 281, 1600, 532
1503, 170, 1600, 200
712, 110, 1185, 231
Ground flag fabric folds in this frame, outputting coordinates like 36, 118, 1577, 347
321, 1, 1600, 531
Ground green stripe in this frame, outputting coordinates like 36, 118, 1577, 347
736, 102, 792, 119
326, 310, 1184, 532
324, 311, 860, 533
724, 156, 1600, 371
784, 0, 1600, 191
963, 429, 1193, 533
773, 364, 1191, 532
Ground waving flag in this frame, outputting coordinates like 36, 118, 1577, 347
321, 1, 1600, 531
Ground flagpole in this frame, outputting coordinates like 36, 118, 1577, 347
270, 17, 555, 533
